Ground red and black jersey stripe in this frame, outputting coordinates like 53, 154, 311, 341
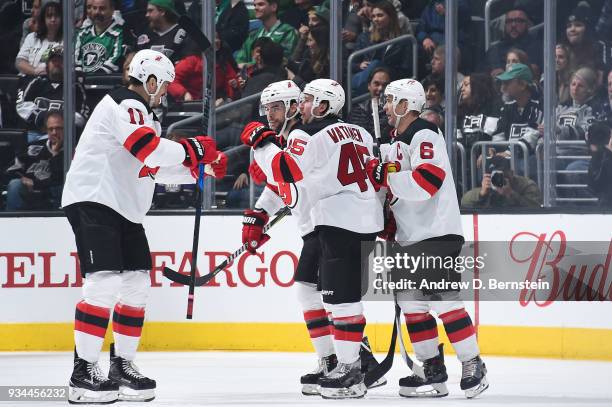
74, 300, 110, 338
439, 308, 475, 343
271, 152, 303, 184
332, 315, 366, 342
112, 303, 145, 337
412, 163, 446, 197
405, 312, 438, 343
123, 126, 160, 163
303, 309, 332, 338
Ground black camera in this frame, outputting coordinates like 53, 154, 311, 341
488, 165, 505, 188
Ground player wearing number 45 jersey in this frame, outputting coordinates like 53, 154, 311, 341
242, 80, 387, 397
242, 79, 383, 399
62, 49, 227, 405
367, 79, 489, 399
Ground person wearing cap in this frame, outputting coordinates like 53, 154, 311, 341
482, 6, 543, 77
461, 155, 541, 208
16, 45, 89, 142
564, 1, 608, 77
136, 0, 199, 63
75, 0, 129, 74
491, 63, 542, 180
290, 5, 327, 62
234, 0, 298, 66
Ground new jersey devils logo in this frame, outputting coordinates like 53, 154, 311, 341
139, 165, 160, 179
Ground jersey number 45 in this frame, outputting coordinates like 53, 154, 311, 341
337, 142, 370, 192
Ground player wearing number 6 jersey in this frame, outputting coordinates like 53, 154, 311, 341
242, 79, 383, 399
366, 79, 488, 399
61, 49, 227, 404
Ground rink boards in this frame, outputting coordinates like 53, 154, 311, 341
1, 213, 612, 360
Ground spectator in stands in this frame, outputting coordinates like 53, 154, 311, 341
281, 0, 315, 30
415, 0, 470, 55
287, 24, 329, 86
343, 0, 363, 54
348, 66, 392, 142
4, 110, 64, 211
587, 121, 612, 206
461, 155, 542, 208
16, 1, 62, 77
187, 0, 249, 54
551, 43, 574, 105
430, 44, 463, 92
291, 6, 328, 63
359, 0, 413, 36
457, 72, 501, 151
505, 47, 529, 73
234, 0, 298, 66
555, 67, 610, 195
20, 0, 41, 46
168, 32, 239, 104
482, 6, 543, 78
137, 0, 198, 63
493, 63, 542, 180
607, 69, 612, 111
351, 0, 413, 94
564, 2, 608, 78
16, 45, 89, 143
421, 105, 444, 130
421, 74, 444, 112
75, 0, 128, 74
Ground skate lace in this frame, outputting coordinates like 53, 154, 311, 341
122, 360, 146, 380
327, 362, 352, 379
87, 362, 108, 382
461, 358, 478, 380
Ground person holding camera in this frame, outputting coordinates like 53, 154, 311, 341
587, 122, 612, 207
461, 155, 541, 208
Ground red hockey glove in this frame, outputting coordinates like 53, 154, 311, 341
242, 209, 270, 254
366, 158, 400, 190
249, 161, 267, 185
241, 121, 277, 149
180, 136, 218, 169
378, 210, 397, 241
210, 152, 228, 178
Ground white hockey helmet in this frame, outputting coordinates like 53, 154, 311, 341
259, 80, 301, 119
301, 78, 345, 119
384, 79, 426, 123
128, 49, 175, 102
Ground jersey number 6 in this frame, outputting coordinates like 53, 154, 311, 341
337, 143, 370, 192
420, 142, 434, 159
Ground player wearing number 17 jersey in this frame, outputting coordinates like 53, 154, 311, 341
366, 79, 488, 399
242, 79, 383, 399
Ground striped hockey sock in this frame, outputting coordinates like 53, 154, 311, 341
332, 315, 366, 363
405, 312, 440, 361
439, 308, 479, 362
303, 309, 334, 358
112, 303, 145, 361
74, 300, 110, 363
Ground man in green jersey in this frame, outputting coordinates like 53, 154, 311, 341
235, 0, 298, 66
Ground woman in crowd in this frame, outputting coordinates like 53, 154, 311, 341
287, 24, 329, 86
351, 0, 412, 94
15, 1, 62, 77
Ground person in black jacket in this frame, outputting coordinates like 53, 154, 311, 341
188, 0, 249, 53
587, 121, 612, 207
15, 45, 89, 143
4, 111, 64, 210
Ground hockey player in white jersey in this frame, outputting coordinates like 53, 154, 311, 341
241, 80, 386, 397
365, 79, 488, 399
241, 79, 383, 399
62, 49, 227, 404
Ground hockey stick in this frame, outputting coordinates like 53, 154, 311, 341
163, 207, 291, 287
175, 14, 212, 319
363, 303, 399, 387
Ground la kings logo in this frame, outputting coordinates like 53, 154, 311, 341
81, 43, 107, 73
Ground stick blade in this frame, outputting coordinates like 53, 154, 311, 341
178, 15, 212, 53
162, 267, 192, 285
